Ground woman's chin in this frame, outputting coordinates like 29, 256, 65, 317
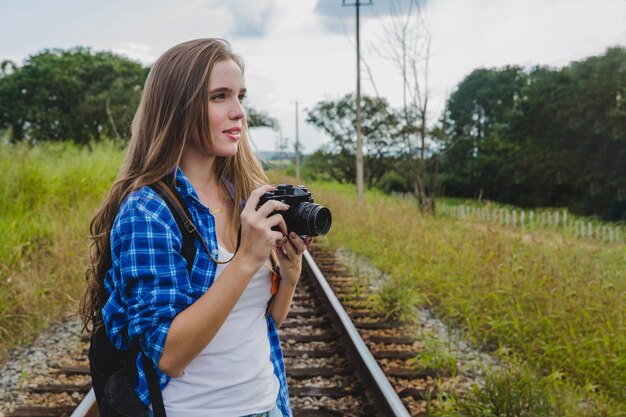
214, 144, 239, 157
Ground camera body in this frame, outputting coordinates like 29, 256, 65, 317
259, 184, 332, 237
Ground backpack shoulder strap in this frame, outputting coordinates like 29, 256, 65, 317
149, 181, 196, 273
151, 179, 241, 265
141, 346, 167, 417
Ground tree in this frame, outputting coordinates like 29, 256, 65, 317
0, 48, 147, 144
0, 60, 26, 140
306, 93, 403, 187
440, 66, 526, 200
513, 48, 626, 218
440, 47, 626, 220
247, 107, 278, 130
375, 0, 439, 211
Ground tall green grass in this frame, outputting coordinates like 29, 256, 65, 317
0, 141, 123, 359
270, 175, 625, 414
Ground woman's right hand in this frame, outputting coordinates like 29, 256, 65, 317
237, 185, 289, 269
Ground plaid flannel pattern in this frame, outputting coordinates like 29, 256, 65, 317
101, 168, 292, 417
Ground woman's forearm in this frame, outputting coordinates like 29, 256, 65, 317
269, 278, 298, 328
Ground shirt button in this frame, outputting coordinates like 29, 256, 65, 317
212, 249, 218, 255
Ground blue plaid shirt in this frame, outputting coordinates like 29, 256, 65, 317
101, 168, 291, 416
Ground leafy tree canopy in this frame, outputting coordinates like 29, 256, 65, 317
440, 47, 626, 220
247, 107, 278, 130
306, 93, 404, 187
0, 47, 148, 144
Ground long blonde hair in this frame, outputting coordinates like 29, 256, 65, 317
79, 38, 268, 331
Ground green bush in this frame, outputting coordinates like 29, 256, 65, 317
375, 170, 413, 194
455, 368, 555, 417
371, 279, 420, 322
410, 338, 458, 378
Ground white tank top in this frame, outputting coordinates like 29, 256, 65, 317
161, 246, 279, 417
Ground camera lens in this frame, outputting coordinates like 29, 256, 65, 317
311, 206, 332, 236
293, 202, 332, 236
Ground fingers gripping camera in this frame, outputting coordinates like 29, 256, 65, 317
258, 184, 332, 237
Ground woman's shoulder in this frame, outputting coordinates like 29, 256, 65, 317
115, 185, 176, 229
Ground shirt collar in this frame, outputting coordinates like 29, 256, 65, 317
173, 167, 199, 200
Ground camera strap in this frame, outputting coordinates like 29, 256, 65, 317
154, 180, 281, 317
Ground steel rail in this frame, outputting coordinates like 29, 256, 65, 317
70, 388, 98, 417
303, 250, 411, 417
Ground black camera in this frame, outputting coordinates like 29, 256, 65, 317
259, 184, 332, 236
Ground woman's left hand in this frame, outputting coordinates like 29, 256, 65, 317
275, 232, 313, 287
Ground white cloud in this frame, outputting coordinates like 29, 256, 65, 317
112, 43, 156, 64
224, 0, 278, 37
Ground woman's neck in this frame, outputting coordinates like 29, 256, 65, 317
179, 150, 219, 194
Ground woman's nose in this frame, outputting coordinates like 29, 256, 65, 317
230, 100, 245, 120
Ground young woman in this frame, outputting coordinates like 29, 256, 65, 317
79, 38, 310, 417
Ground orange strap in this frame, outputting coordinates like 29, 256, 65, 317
271, 271, 280, 294
269, 249, 280, 295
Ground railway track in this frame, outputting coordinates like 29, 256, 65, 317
7, 247, 454, 417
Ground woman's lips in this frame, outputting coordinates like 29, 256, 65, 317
223, 127, 241, 142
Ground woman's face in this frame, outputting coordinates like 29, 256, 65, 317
207, 59, 246, 157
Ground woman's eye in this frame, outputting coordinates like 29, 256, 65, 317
238, 94, 247, 103
211, 93, 226, 101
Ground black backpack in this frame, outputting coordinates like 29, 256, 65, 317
88, 180, 202, 417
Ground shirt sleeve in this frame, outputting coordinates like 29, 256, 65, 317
112, 193, 196, 368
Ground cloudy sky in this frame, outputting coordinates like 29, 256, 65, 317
1, 0, 625, 152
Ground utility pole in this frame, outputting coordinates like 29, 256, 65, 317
343, 0, 372, 202
275, 129, 289, 170
294, 101, 300, 180
282, 135, 289, 169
